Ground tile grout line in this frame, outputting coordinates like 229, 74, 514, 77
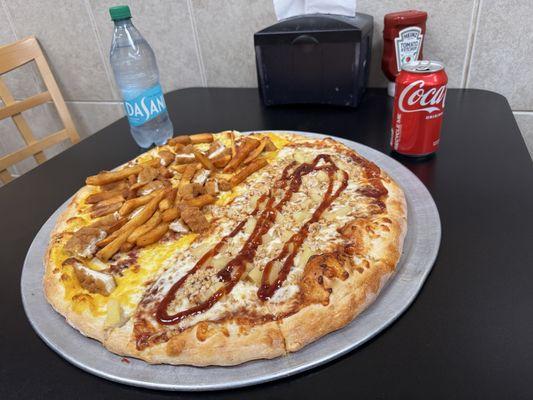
0, 0, 17, 40
0, 0, 21, 177
83, 0, 119, 101
1, 0, 37, 176
462, 0, 482, 88
186, 0, 208, 87
0, 0, 42, 94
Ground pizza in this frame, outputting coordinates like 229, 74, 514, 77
44, 131, 407, 366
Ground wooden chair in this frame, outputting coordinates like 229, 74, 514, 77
0, 36, 80, 184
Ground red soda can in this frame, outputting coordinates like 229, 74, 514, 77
390, 60, 448, 156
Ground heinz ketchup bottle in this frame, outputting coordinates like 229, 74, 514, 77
382, 10, 427, 96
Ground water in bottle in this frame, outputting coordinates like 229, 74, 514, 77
109, 5, 173, 148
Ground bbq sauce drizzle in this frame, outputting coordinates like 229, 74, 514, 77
155, 155, 348, 325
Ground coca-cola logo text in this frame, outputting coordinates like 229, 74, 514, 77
398, 80, 447, 114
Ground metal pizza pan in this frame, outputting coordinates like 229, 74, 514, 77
21, 131, 441, 391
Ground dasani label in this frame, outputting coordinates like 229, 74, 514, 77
123, 84, 167, 127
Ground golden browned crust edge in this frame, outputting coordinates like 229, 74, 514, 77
43, 185, 108, 342
279, 261, 394, 352
104, 319, 286, 366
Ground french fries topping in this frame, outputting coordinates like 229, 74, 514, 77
136, 222, 169, 247
230, 158, 268, 187
120, 192, 156, 216
212, 154, 231, 168
77, 131, 274, 260
161, 207, 180, 222
85, 188, 126, 204
159, 188, 177, 211
90, 203, 123, 219
127, 211, 162, 243
168, 135, 191, 146
243, 137, 267, 165
192, 148, 215, 170
223, 137, 260, 172
90, 194, 124, 210
86, 165, 143, 186
190, 133, 214, 144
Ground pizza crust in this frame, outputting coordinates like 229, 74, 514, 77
279, 261, 394, 352
104, 319, 285, 366
43, 186, 109, 341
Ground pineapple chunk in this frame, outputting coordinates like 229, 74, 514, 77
294, 210, 312, 224
212, 254, 231, 269
310, 191, 323, 203
248, 266, 263, 285
191, 240, 214, 258
323, 206, 351, 221
294, 150, 306, 163
301, 198, 313, 209
294, 150, 313, 164
244, 217, 256, 236
104, 298, 125, 328
297, 244, 314, 268
336, 169, 346, 180
316, 170, 329, 183
240, 262, 255, 281
281, 229, 293, 242
249, 195, 259, 209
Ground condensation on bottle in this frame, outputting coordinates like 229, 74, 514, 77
109, 5, 173, 148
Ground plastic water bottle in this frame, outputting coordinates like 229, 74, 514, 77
109, 5, 173, 148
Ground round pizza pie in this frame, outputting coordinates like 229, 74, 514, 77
44, 131, 407, 366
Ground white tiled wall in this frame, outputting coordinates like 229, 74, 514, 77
0, 0, 532, 179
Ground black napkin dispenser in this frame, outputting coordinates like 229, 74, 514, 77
254, 13, 373, 107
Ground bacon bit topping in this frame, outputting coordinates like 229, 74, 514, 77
107, 250, 139, 276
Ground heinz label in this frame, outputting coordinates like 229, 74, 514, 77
394, 27, 424, 72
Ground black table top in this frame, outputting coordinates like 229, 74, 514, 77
1, 88, 532, 400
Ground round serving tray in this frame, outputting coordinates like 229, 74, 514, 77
21, 131, 441, 391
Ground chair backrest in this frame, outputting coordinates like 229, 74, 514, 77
0, 36, 80, 184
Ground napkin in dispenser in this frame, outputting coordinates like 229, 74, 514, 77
255, 1, 372, 107
273, 0, 357, 20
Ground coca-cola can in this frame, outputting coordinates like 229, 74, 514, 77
390, 60, 448, 157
